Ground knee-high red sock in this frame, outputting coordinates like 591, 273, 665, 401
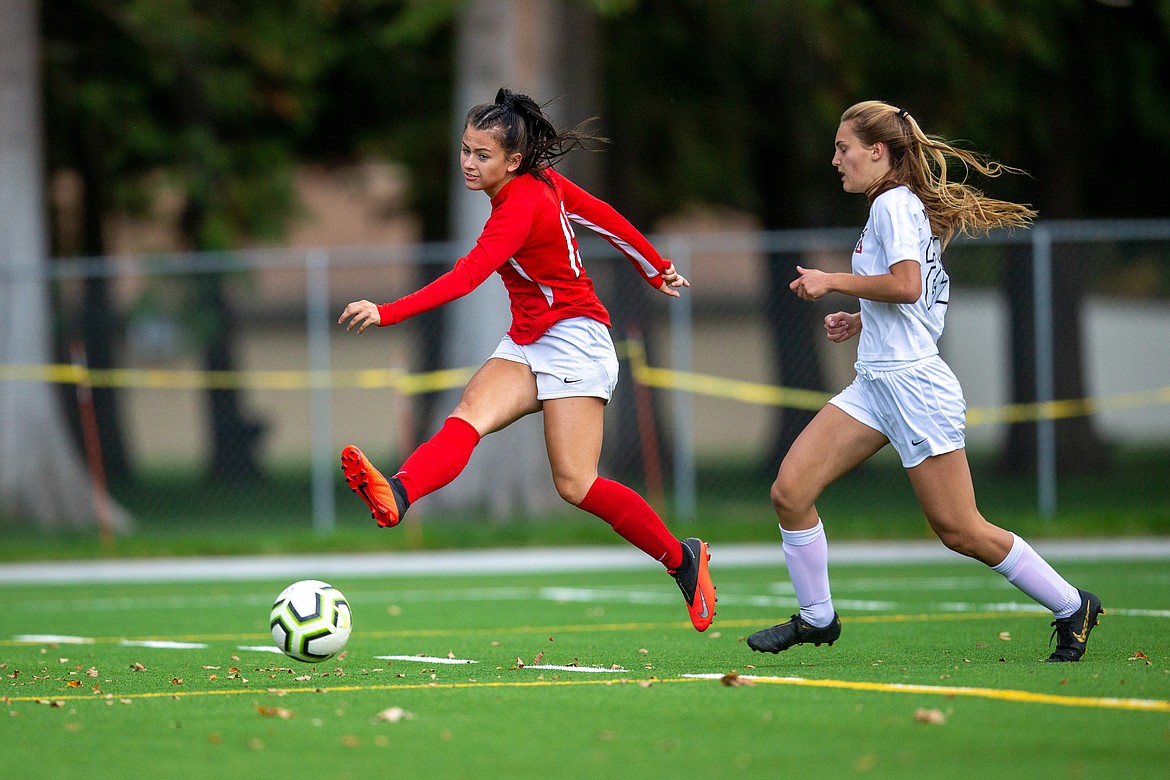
394, 416, 481, 503
577, 477, 683, 570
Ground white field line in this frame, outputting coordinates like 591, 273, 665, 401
3, 538, 1170, 585
376, 655, 478, 665
376, 656, 625, 673
9, 582, 1170, 620
10, 634, 94, 644
119, 640, 208, 649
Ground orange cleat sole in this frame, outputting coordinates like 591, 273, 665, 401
689, 539, 716, 632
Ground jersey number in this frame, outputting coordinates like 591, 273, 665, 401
559, 204, 583, 278
923, 236, 948, 308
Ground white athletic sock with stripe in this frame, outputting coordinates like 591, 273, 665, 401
781, 520, 835, 628
992, 533, 1081, 618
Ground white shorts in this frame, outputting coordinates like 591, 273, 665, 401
490, 316, 620, 402
829, 354, 967, 468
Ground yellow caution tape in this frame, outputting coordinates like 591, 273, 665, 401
3, 349, 1167, 425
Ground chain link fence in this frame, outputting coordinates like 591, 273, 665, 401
10, 221, 1170, 534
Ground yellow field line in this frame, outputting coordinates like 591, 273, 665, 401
703, 676, 1170, 712
7, 674, 1167, 713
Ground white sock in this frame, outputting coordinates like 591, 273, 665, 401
781, 520, 835, 627
991, 533, 1081, 617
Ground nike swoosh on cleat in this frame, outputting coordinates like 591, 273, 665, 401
1073, 603, 1093, 642
357, 483, 382, 513
696, 591, 710, 620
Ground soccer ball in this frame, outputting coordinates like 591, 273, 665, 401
270, 579, 352, 662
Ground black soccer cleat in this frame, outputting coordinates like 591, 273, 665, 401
747, 613, 842, 654
1045, 589, 1103, 662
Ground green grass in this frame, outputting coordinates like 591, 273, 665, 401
2, 446, 1168, 562
2, 557, 1167, 779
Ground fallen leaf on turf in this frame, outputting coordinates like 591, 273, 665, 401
256, 706, 295, 719
515, 657, 524, 669
532, 651, 544, 665
129, 663, 146, 672
998, 632, 1011, 641
1128, 651, 1151, 664
372, 706, 413, 723
720, 671, 755, 687
913, 708, 946, 725
66, 680, 82, 688
170, 678, 184, 685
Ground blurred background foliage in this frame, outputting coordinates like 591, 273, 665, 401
15, 0, 1170, 546
43, 0, 1170, 257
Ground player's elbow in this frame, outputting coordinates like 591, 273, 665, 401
893, 279, 921, 304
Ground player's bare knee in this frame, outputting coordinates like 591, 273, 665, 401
553, 474, 591, 505
770, 477, 806, 521
933, 526, 979, 558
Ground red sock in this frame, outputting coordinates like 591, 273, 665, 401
394, 416, 481, 503
577, 477, 683, 569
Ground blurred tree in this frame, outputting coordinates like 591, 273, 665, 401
0, 0, 131, 530
600, 0, 1170, 478
42, 0, 432, 486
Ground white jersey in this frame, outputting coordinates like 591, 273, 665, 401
854, 186, 949, 362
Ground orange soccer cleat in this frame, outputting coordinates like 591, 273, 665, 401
669, 537, 716, 632
340, 445, 407, 528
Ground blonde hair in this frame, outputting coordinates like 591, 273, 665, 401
841, 100, 1037, 248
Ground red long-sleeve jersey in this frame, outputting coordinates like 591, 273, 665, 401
376, 168, 669, 345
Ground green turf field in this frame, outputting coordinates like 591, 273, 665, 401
2, 555, 1167, 779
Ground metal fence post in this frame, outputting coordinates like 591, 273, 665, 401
1032, 225, 1057, 517
667, 236, 697, 522
306, 248, 335, 533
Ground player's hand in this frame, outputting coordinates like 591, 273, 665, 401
339, 300, 381, 334
656, 262, 690, 298
824, 311, 861, 342
789, 265, 834, 301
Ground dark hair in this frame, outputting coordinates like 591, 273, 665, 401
464, 88, 605, 184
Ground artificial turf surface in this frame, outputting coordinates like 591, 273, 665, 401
2, 554, 1167, 779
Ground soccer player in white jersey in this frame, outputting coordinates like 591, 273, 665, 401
747, 100, 1101, 662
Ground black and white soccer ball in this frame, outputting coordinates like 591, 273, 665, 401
270, 579, 352, 663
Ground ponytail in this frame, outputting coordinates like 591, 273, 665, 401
465, 88, 605, 184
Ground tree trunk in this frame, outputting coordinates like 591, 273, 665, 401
425, 0, 595, 517
764, 252, 826, 472
0, 0, 130, 530
1000, 68, 1110, 477
999, 246, 1111, 475
173, 55, 268, 487
76, 130, 132, 482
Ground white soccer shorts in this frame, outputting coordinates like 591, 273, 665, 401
829, 354, 967, 468
490, 316, 620, 402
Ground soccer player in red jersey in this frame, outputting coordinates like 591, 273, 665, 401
338, 88, 715, 632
